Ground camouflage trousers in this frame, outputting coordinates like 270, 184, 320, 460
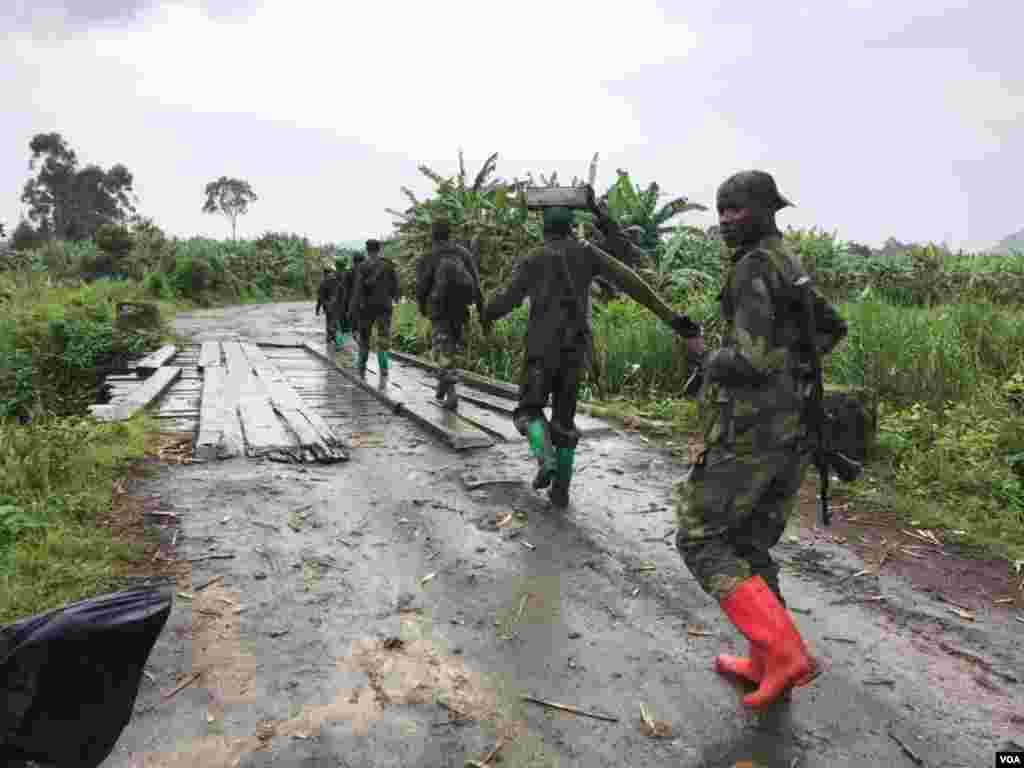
325, 306, 347, 347
355, 309, 392, 354
512, 352, 584, 448
675, 440, 807, 604
429, 314, 464, 372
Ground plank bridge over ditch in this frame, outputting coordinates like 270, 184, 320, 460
92, 340, 614, 462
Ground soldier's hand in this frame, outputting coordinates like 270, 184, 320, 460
671, 313, 701, 339
685, 335, 705, 358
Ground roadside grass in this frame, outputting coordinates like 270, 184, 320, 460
390, 296, 1024, 564
0, 414, 153, 624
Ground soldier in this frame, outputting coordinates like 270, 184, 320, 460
416, 218, 485, 410
482, 205, 703, 508
348, 239, 400, 380
331, 257, 353, 349
315, 266, 339, 349
674, 170, 848, 709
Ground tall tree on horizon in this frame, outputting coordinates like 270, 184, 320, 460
202, 177, 257, 241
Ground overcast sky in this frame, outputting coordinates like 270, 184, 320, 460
3, 0, 1021, 251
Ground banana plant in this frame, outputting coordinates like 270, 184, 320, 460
599, 170, 708, 264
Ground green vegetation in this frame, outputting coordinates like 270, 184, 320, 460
385, 151, 1024, 564
0, 415, 151, 623
3, 140, 1022, 622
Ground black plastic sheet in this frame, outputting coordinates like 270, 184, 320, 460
1, 586, 173, 767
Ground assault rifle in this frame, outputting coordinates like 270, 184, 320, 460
795, 275, 863, 526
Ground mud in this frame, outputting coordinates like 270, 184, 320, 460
100, 302, 1022, 768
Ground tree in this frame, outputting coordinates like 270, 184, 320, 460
202, 177, 257, 241
20, 133, 137, 241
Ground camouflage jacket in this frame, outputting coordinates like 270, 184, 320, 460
349, 256, 400, 318
484, 236, 620, 369
315, 273, 339, 315
701, 234, 847, 448
415, 240, 484, 319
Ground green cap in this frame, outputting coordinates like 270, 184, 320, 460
543, 206, 574, 233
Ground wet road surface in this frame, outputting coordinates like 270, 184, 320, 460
102, 302, 1022, 768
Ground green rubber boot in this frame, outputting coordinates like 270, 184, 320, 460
356, 347, 369, 377
548, 446, 575, 508
526, 420, 557, 490
377, 351, 390, 376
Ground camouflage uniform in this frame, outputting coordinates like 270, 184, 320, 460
674, 170, 847, 710
673, 230, 849, 603
416, 220, 484, 408
348, 240, 400, 378
484, 206, 698, 507
316, 269, 340, 348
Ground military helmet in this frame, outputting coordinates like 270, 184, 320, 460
716, 170, 794, 214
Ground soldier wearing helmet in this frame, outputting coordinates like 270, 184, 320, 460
674, 171, 848, 709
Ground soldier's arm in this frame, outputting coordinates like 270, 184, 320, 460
706, 256, 786, 386
348, 269, 362, 320
415, 255, 434, 314
483, 251, 535, 323
389, 262, 401, 302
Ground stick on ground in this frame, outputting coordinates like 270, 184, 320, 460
520, 695, 619, 723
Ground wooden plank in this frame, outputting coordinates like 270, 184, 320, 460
222, 342, 295, 458
390, 351, 519, 399
136, 345, 178, 376
384, 363, 519, 442
303, 342, 492, 451
89, 367, 181, 422
523, 186, 590, 209
215, 343, 250, 458
377, 361, 518, 443
242, 344, 348, 463
194, 366, 244, 460
198, 341, 222, 370
390, 351, 615, 438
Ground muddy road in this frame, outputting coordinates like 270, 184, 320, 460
104, 302, 1022, 768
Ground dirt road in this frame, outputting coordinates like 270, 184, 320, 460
103, 302, 1022, 768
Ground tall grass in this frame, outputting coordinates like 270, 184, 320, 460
0, 415, 150, 623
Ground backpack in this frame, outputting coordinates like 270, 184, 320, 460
435, 246, 476, 310
359, 258, 397, 308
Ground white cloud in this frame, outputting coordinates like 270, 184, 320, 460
64, 0, 697, 163
3, 0, 1022, 250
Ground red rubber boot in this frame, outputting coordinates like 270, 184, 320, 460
718, 576, 816, 708
715, 646, 764, 684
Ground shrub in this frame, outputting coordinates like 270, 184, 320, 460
94, 223, 135, 258
172, 255, 213, 297
144, 271, 172, 299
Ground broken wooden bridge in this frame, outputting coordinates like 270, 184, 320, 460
92, 339, 614, 462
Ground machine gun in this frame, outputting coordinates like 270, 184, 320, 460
795, 275, 863, 526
